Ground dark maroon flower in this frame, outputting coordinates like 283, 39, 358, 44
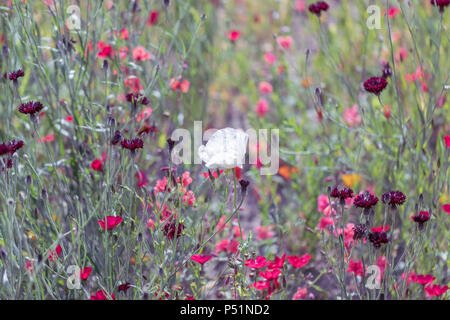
368, 231, 389, 249
352, 223, 368, 241
121, 138, 144, 151
363, 76, 388, 95
308, 1, 329, 16
125, 93, 149, 106
239, 179, 250, 193
118, 282, 131, 293
381, 191, 406, 207
330, 186, 354, 201
431, 0, 449, 13
381, 62, 392, 79
7, 140, 24, 154
353, 191, 379, 210
8, 69, 24, 82
111, 130, 123, 145
18, 101, 44, 115
162, 219, 185, 240
411, 211, 430, 230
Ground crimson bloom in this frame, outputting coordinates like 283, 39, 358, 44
147, 11, 159, 26
330, 186, 354, 201
98, 216, 123, 230
363, 76, 388, 95
411, 211, 430, 230
90, 158, 103, 171
443, 204, 450, 215
347, 259, 364, 277
287, 254, 312, 268
245, 256, 268, 269
90, 290, 115, 300
353, 191, 379, 210
118, 282, 131, 293
121, 138, 144, 154
80, 267, 92, 280
430, 0, 449, 13
48, 244, 62, 262
425, 284, 448, 297
7, 69, 24, 82
368, 231, 389, 249
444, 135, 450, 147
308, 1, 329, 16
414, 274, 435, 286
191, 254, 213, 265
0, 140, 24, 156
259, 269, 281, 280
227, 30, 241, 42
18, 101, 44, 116
381, 190, 406, 207
267, 254, 286, 270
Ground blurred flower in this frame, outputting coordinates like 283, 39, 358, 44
292, 287, 307, 300
98, 216, 123, 230
136, 170, 148, 188
368, 231, 389, 249
444, 135, 450, 147
352, 223, 368, 241
430, 0, 449, 13
97, 41, 114, 59
7, 69, 24, 83
256, 98, 269, 117
18, 101, 44, 116
245, 256, 268, 269
256, 225, 274, 240
121, 138, 144, 152
318, 217, 334, 230
170, 77, 190, 93
414, 274, 435, 286
90, 159, 103, 171
295, 0, 306, 12
258, 81, 273, 94
263, 52, 276, 65
198, 128, 248, 170
425, 284, 448, 297
363, 76, 388, 95
90, 290, 115, 300
146, 11, 159, 26
383, 105, 391, 119
381, 62, 392, 79
383, 7, 400, 18
132, 46, 151, 61
287, 254, 311, 268
330, 186, 354, 201
48, 244, 62, 262
347, 259, 364, 277
343, 105, 361, 128
443, 204, 450, 215
342, 173, 361, 188
411, 211, 430, 230
191, 254, 213, 265
277, 36, 293, 50
215, 238, 239, 254
118, 282, 131, 293
227, 30, 241, 42
308, 1, 329, 17
80, 267, 92, 280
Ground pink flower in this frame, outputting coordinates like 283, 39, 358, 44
146, 11, 159, 26
120, 28, 129, 40
170, 77, 190, 93
292, 287, 307, 300
97, 41, 114, 59
245, 256, 268, 269
227, 30, 241, 42
215, 239, 239, 254
183, 190, 196, 206
277, 36, 293, 50
132, 46, 151, 61
191, 254, 213, 265
443, 204, 450, 215
287, 254, 312, 268
295, 0, 306, 12
98, 216, 123, 231
258, 81, 273, 94
256, 225, 274, 240
90, 158, 103, 171
318, 217, 334, 230
425, 284, 448, 297
347, 259, 364, 277
317, 194, 330, 212
154, 177, 168, 195
90, 290, 115, 300
263, 52, 276, 65
80, 267, 92, 280
444, 135, 450, 148
181, 171, 193, 187
256, 98, 269, 117
343, 104, 361, 128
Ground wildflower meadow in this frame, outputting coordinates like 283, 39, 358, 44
0, 0, 449, 307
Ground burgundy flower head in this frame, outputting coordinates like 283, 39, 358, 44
121, 138, 144, 151
368, 231, 389, 249
0, 140, 24, 156
381, 62, 392, 79
352, 223, 368, 241
125, 93, 149, 106
8, 69, 25, 82
353, 191, 379, 210
18, 101, 44, 115
411, 211, 430, 230
363, 76, 388, 95
431, 0, 449, 13
111, 130, 123, 145
162, 219, 185, 240
382, 191, 406, 207
330, 186, 354, 201
308, 1, 329, 16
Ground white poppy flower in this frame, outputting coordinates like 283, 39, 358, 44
198, 128, 248, 170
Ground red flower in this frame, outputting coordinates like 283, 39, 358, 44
191, 254, 213, 265
97, 41, 114, 59
90, 158, 103, 171
136, 170, 148, 188
132, 46, 151, 61
7, 69, 24, 82
251, 280, 270, 290
381, 190, 406, 207
98, 216, 123, 231
411, 211, 430, 229
292, 287, 307, 300
414, 274, 435, 286
245, 256, 268, 269
170, 77, 190, 93
330, 186, 354, 201
234, 166, 242, 180
90, 290, 115, 300
287, 254, 312, 268
425, 284, 448, 297
353, 191, 379, 210
147, 11, 159, 26
443, 204, 450, 215
267, 254, 286, 270
259, 269, 281, 280
347, 259, 364, 277
444, 135, 450, 148
227, 30, 241, 42
371, 225, 390, 233
48, 244, 62, 262
201, 169, 224, 180
80, 267, 92, 280
363, 76, 388, 95
308, 1, 329, 17
121, 138, 144, 151
430, 0, 450, 13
